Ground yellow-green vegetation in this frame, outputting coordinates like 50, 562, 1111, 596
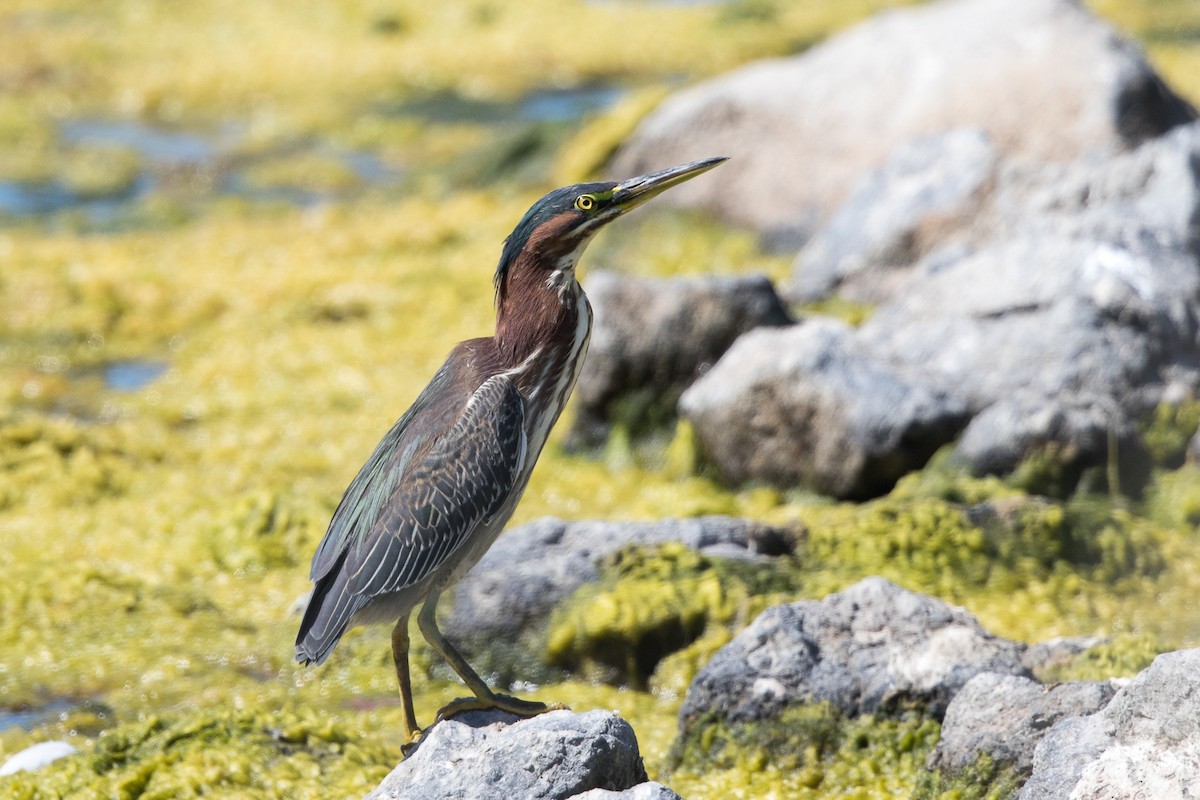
0, 710, 395, 800
670, 706, 1021, 800
1093, 0, 1200, 108
2, 0, 1200, 798
1140, 399, 1200, 467
546, 543, 802, 688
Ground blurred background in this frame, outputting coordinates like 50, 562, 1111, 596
2, 0, 1200, 797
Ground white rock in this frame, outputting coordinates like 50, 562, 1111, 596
0, 740, 77, 776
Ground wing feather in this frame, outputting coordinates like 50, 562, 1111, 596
295, 373, 525, 665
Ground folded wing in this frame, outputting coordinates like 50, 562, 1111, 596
295, 374, 525, 664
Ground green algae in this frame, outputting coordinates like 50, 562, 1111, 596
1040, 632, 1164, 683
1144, 464, 1200, 529
2, 194, 1198, 793
1140, 400, 1200, 467
0, 3, 1199, 799
552, 86, 672, 185
545, 543, 802, 688
914, 753, 1022, 800
798, 296, 876, 326
670, 705, 976, 800
671, 703, 846, 773
669, 699, 1022, 799
0, 708, 396, 800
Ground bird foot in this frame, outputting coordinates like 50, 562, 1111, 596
436, 693, 567, 722
399, 726, 426, 758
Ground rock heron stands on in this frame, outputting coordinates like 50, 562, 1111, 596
295, 157, 727, 745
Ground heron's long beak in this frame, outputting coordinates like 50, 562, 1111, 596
610, 156, 727, 214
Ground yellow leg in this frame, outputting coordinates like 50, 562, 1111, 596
391, 614, 423, 751
417, 591, 566, 721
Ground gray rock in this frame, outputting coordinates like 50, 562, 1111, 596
792, 119, 1200, 308
859, 225, 1200, 413
850, 220, 1200, 483
688, 169, 1200, 492
928, 672, 1116, 777
572, 784, 683, 800
611, 0, 1194, 241
444, 516, 795, 681
956, 394, 1152, 489
569, 271, 792, 446
677, 577, 1030, 737
790, 129, 1000, 303
1019, 648, 1200, 799
996, 119, 1200, 261
679, 319, 969, 498
365, 709, 648, 800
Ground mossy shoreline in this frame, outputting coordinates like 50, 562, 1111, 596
3, 0, 1200, 797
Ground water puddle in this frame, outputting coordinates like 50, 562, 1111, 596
103, 360, 168, 391
0, 700, 75, 733
519, 85, 626, 122
0, 82, 624, 224
384, 83, 626, 125
0, 121, 402, 223
60, 119, 225, 165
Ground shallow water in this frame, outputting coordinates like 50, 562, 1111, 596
0, 702, 75, 734
102, 360, 168, 392
0, 120, 406, 222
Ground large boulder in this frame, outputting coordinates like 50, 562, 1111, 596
676, 577, 1030, 738
999, 118, 1200, 262
611, 0, 1194, 243
750, 122, 1200, 493
790, 128, 1000, 303
858, 223, 1200, 413
857, 220, 1200, 481
955, 394, 1153, 491
366, 709, 656, 800
444, 516, 795, 682
792, 119, 1200, 307
679, 319, 969, 498
1018, 648, 1200, 799
792, 118, 1200, 306
928, 672, 1117, 777
569, 271, 792, 446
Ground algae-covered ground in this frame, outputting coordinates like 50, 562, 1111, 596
2, 1, 1200, 798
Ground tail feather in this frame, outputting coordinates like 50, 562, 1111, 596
295, 550, 355, 665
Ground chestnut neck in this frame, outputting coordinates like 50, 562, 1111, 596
494, 258, 584, 371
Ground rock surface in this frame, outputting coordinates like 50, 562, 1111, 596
445, 516, 795, 680
611, 0, 1194, 242
794, 117, 1200, 306
569, 271, 792, 446
1018, 648, 1200, 799
698, 122, 1200, 494
679, 319, 969, 498
677, 577, 1030, 737
365, 709, 654, 800
928, 672, 1116, 777
857, 223, 1200, 412
790, 128, 999, 303
859, 219, 1200, 481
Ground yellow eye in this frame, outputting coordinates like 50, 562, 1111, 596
574, 194, 596, 212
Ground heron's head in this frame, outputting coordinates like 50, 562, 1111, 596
494, 157, 727, 304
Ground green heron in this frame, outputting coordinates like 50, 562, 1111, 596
295, 157, 726, 744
